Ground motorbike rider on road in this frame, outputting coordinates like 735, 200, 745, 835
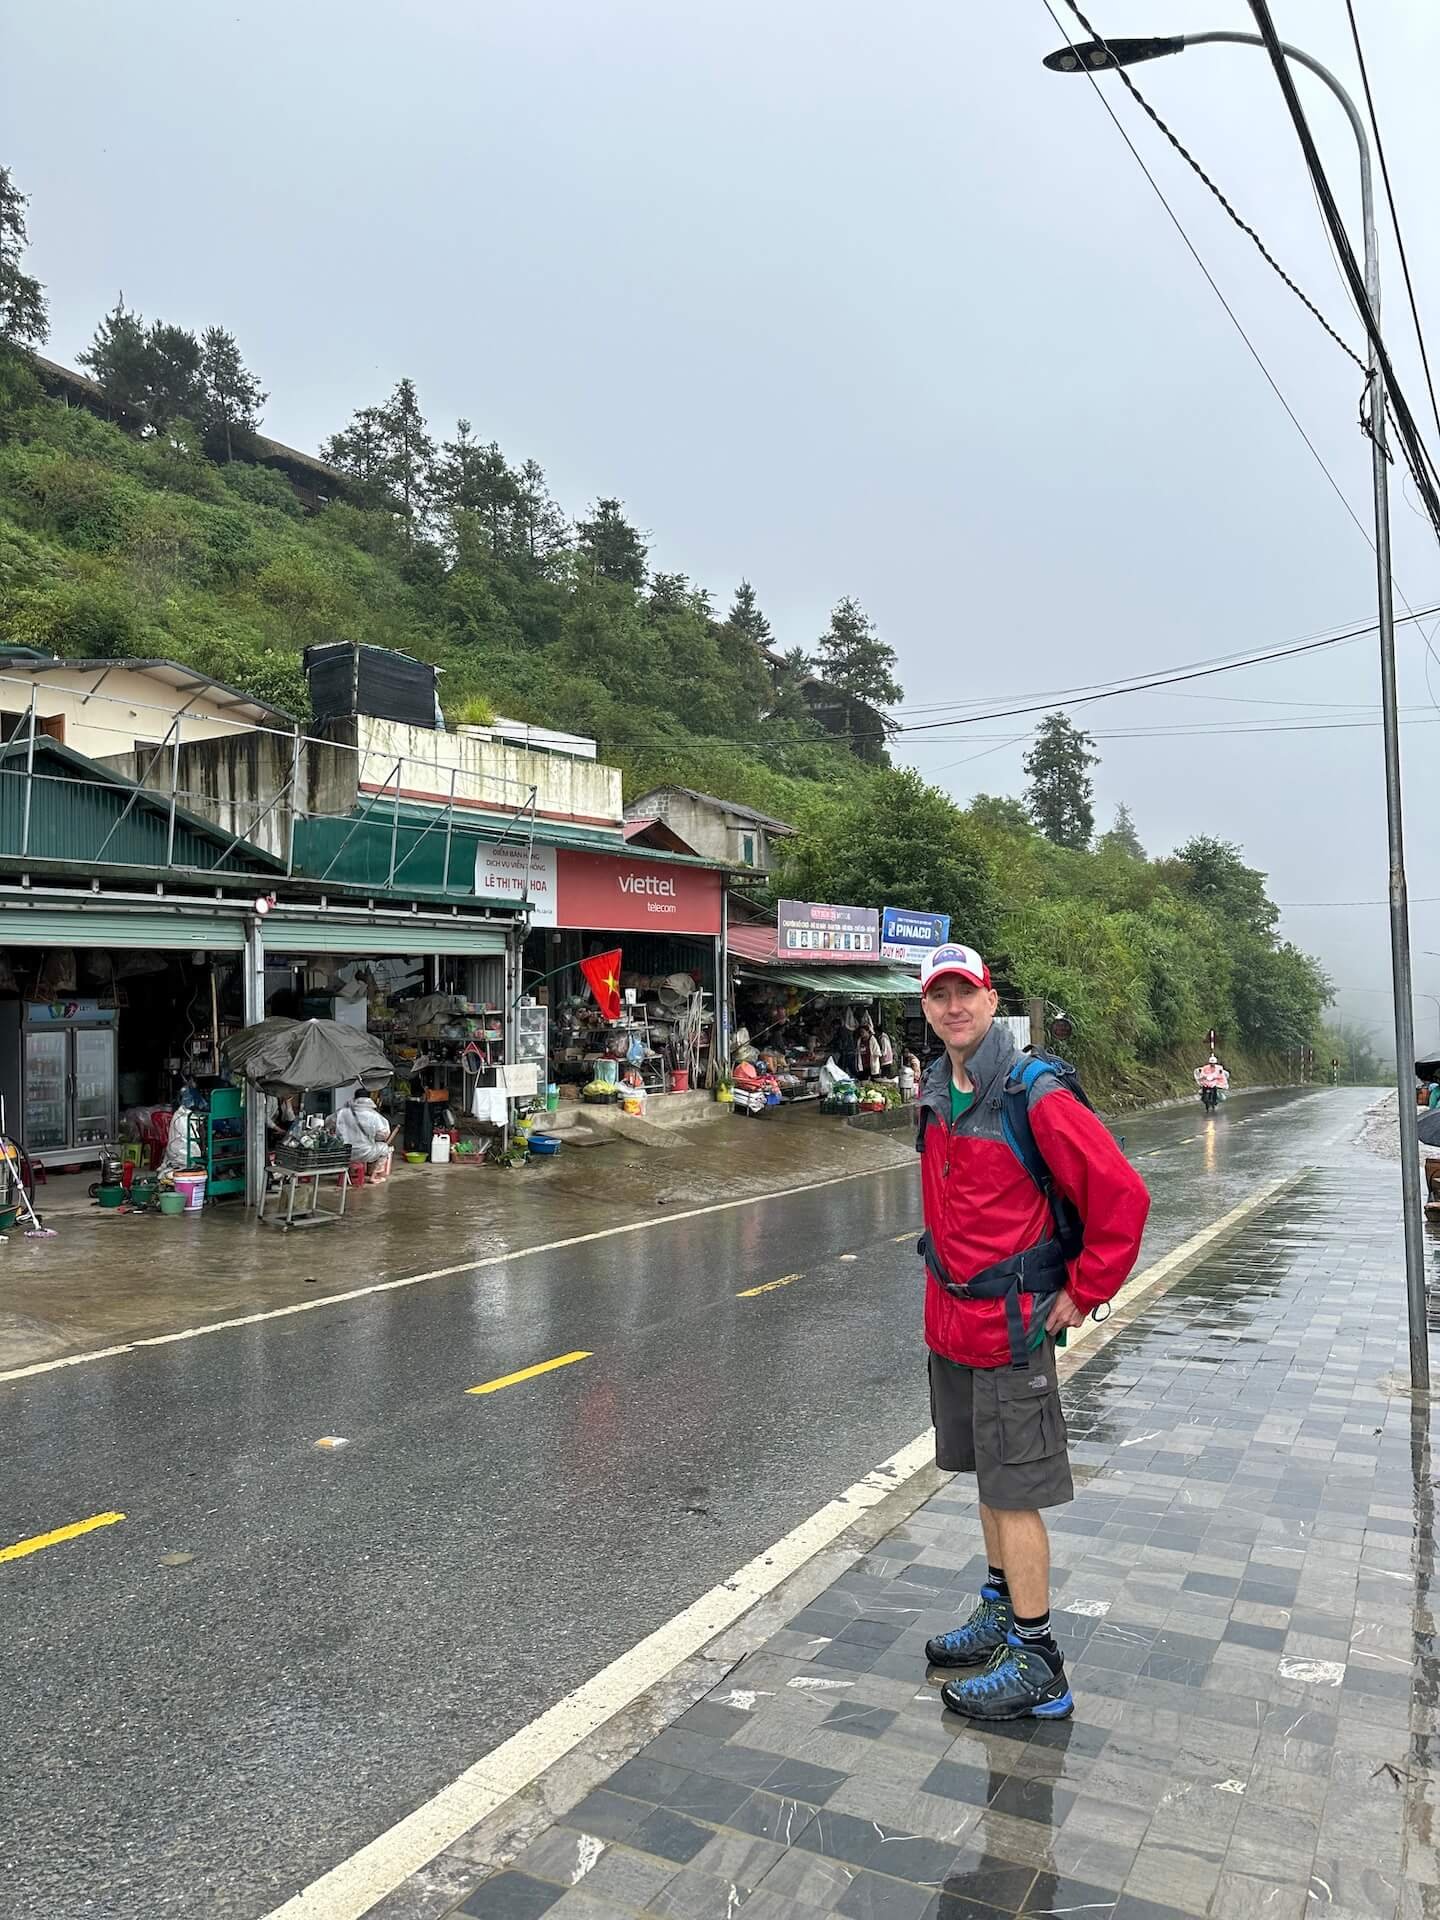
1195, 1055, 1229, 1111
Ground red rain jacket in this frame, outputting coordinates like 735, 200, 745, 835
918, 1026, 1150, 1368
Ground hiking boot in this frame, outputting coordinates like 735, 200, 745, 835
939, 1634, 1074, 1720
924, 1586, 1013, 1668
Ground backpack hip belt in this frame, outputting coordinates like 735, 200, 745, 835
917, 1228, 1066, 1370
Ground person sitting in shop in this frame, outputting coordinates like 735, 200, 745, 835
334, 1092, 393, 1165
160, 1088, 206, 1172
899, 1048, 922, 1103
264, 1088, 300, 1149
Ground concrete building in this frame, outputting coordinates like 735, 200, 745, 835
624, 787, 796, 873
0, 653, 295, 763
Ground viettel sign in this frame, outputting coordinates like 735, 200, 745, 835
556, 849, 723, 934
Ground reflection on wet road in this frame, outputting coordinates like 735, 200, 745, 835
0, 1086, 1377, 1918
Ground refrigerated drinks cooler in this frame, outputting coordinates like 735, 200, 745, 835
0, 1002, 118, 1163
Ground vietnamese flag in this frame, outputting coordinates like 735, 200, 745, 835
580, 948, 623, 1021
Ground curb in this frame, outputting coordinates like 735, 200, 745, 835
285, 1169, 1308, 1920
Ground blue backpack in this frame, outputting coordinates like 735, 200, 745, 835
916, 1050, 1092, 1261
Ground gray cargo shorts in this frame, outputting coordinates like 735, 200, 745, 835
928, 1341, 1074, 1511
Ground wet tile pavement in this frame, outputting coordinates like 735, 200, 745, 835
430, 1158, 1440, 1920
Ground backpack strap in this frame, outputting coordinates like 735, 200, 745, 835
1001, 1054, 1085, 1261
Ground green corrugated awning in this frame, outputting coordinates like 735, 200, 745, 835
736, 964, 921, 995
0, 905, 246, 950
263, 914, 509, 958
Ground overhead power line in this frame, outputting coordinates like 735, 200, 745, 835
442, 590, 1438, 759
1056, 0, 1365, 373
1343, 0, 1440, 455
1036, 0, 1382, 571
889, 600, 1439, 737
886, 604, 1399, 719
1042, 0, 1440, 729
1246, 0, 1440, 534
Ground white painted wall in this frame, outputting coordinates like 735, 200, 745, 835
355, 716, 623, 827
0, 665, 252, 760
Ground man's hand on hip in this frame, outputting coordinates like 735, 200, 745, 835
1046, 1287, 1087, 1334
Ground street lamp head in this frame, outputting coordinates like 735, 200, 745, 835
1042, 35, 1185, 73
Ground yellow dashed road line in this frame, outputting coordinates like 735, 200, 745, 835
737, 1274, 802, 1298
466, 1351, 592, 1396
0, 1510, 125, 1566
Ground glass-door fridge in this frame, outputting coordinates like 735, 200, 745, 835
0, 1003, 118, 1162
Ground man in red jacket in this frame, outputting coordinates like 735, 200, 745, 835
916, 944, 1149, 1720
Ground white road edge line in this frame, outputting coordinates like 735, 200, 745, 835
1059, 1172, 1296, 1357
0, 1162, 905, 1386
261, 1426, 937, 1920
258, 1171, 1296, 1920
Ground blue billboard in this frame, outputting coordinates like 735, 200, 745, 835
881, 907, 951, 959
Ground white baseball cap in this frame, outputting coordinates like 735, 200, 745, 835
920, 944, 992, 993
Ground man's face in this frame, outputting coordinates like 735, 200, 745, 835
922, 973, 999, 1053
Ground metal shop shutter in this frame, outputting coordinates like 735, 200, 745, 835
0, 907, 246, 950
263, 916, 508, 958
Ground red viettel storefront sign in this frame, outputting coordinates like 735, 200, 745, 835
556, 850, 723, 935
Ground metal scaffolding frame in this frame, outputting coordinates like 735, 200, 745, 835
0, 675, 547, 895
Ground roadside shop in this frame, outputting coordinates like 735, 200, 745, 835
480, 837, 726, 1100
726, 899, 922, 1108
0, 732, 527, 1212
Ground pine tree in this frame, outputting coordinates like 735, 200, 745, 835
78, 301, 202, 434
78, 298, 152, 417
433, 419, 517, 558
648, 572, 697, 617
1097, 802, 1144, 860
727, 579, 774, 651
142, 321, 202, 433
813, 595, 903, 708
577, 498, 648, 587
511, 457, 569, 571
0, 165, 47, 347
1023, 712, 1099, 849
766, 644, 817, 730
376, 376, 435, 539
322, 378, 436, 531
320, 404, 392, 506
198, 325, 266, 460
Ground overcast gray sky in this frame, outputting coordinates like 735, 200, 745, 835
10, 1, 1440, 1048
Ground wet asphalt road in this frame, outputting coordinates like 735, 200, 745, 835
0, 1086, 1374, 1920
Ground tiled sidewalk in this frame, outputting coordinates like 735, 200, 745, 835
431, 1159, 1440, 1920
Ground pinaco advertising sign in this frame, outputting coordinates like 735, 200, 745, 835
880, 906, 950, 962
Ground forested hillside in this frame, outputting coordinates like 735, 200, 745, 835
0, 162, 1364, 1100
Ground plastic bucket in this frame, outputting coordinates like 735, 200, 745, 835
670, 1069, 690, 1093
158, 1192, 186, 1216
173, 1172, 207, 1213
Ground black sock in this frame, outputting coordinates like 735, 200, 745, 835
1012, 1610, 1061, 1663
985, 1565, 1009, 1599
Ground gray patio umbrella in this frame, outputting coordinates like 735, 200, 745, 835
1418, 1106, 1440, 1149
225, 1017, 394, 1091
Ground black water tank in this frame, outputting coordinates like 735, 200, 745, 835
304, 643, 440, 729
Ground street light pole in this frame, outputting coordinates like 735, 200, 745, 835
1043, 27, 1430, 1393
